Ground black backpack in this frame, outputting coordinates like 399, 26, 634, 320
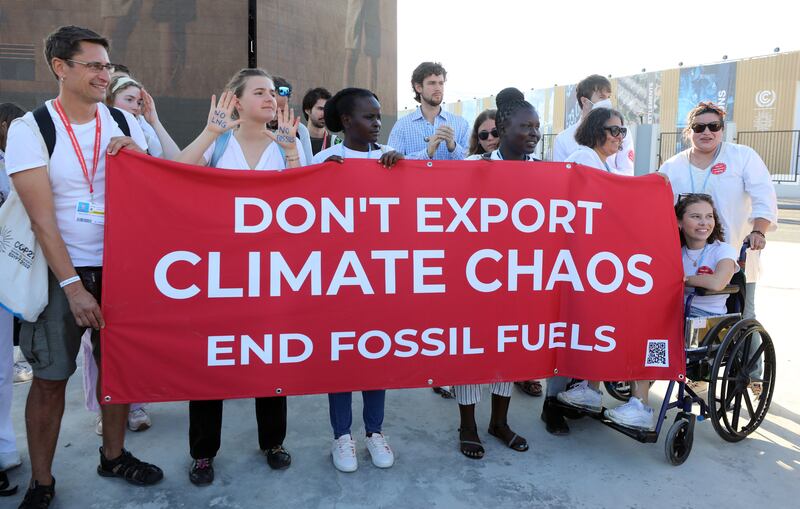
32, 104, 131, 158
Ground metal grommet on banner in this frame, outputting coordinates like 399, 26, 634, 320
427, 379, 433, 385
104, 396, 111, 402
276, 388, 283, 394
426, 162, 433, 167
678, 374, 684, 380
565, 164, 572, 169
553, 368, 559, 374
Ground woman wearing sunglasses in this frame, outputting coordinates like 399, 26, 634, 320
658, 102, 777, 396
467, 109, 499, 156
565, 107, 628, 173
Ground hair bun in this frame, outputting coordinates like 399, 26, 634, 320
495, 87, 525, 108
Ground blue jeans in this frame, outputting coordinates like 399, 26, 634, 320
328, 390, 385, 439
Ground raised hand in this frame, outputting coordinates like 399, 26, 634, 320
265, 105, 300, 152
206, 91, 241, 134
140, 89, 159, 126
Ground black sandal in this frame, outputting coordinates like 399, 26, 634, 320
487, 424, 529, 452
515, 380, 543, 397
458, 428, 484, 459
433, 386, 455, 399
0, 471, 18, 497
97, 448, 164, 486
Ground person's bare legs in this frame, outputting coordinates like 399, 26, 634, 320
96, 369, 128, 459
25, 378, 67, 484
631, 381, 650, 404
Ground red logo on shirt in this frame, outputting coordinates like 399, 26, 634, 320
627, 150, 635, 162
697, 266, 714, 275
711, 163, 726, 175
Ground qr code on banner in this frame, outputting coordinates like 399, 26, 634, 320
645, 339, 669, 368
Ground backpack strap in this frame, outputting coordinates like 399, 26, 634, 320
209, 130, 233, 167
109, 107, 131, 137
32, 105, 56, 158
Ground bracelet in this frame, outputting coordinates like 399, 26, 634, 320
59, 275, 81, 288
750, 230, 765, 238
285, 156, 300, 162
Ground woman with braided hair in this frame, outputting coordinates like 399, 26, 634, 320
452, 87, 540, 460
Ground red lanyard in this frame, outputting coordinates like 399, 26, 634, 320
53, 98, 101, 197
321, 131, 330, 151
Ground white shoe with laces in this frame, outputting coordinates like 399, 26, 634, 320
605, 397, 655, 430
557, 381, 602, 412
127, 407, 152, 432
331, 434, 358, 472
365, 433, 394, 468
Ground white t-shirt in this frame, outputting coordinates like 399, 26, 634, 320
312, 143, 395, 164
565, 146, 614, 172
659, 142, 778, 281
683, 240, 739, 315
5, 101, 147, 267
0, 149, 9, 206
465, 149, 538, 161
553, 119, 635, 174
202, 133, 306, 170
139, 117, 164, 158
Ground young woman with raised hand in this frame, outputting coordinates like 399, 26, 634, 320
175, 68, 300, 487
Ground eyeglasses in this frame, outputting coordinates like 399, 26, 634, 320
690, 121, 723, 133
477, 128, 499, 140
67, 59, 117, 73
277, 86, 292, 97
603, 125, 627, 138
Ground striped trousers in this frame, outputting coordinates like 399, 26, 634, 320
454, 382, 513, 405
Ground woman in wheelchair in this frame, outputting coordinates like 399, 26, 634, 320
557, 193, 738, 430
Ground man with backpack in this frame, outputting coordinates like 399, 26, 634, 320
4, 25, 162, 508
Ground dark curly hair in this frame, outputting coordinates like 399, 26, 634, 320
675, 193, 725, 246
574, 107, 624, 149
323, 87, 380, 133
411, 62, 447, 103
301, 87, 332, 121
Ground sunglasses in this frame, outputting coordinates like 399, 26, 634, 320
277, 86, 292, 97
478, 128, 499, 140
690, 121, 723, 133
603, 125, 627, 138
677, 192, 712, 203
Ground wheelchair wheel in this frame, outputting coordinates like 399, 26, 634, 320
604, 381, 655, 402
708, 319, 776, 442
664, 418, 694, 465
604, 381, 632, 401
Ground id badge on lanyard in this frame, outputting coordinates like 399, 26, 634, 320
53, 99, 104, 225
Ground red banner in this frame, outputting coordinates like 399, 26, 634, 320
101, 151, 684, 403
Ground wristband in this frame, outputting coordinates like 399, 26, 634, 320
59, 275, 81, 288
750, 230, 765, 238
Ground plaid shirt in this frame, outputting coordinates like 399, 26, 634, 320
388, 107, 470, 160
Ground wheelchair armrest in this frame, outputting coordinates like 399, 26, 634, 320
694, 284, 739, 296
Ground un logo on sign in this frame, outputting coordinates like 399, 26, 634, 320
755, 90, 776, 108
0, 226, 11, 254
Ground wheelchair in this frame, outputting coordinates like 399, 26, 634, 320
558, 245, 776, 465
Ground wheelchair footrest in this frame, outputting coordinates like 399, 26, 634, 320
553, 400, 658, 443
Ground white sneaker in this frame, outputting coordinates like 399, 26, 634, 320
0, 451, 22, 471
605, 397, 655, 431
557, 381, 602, 412
13, 361, 33, 384
331, 434, 358, 472
127, 408, 152, 432
95, 414, 103, 436
365, 433, 394, 468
